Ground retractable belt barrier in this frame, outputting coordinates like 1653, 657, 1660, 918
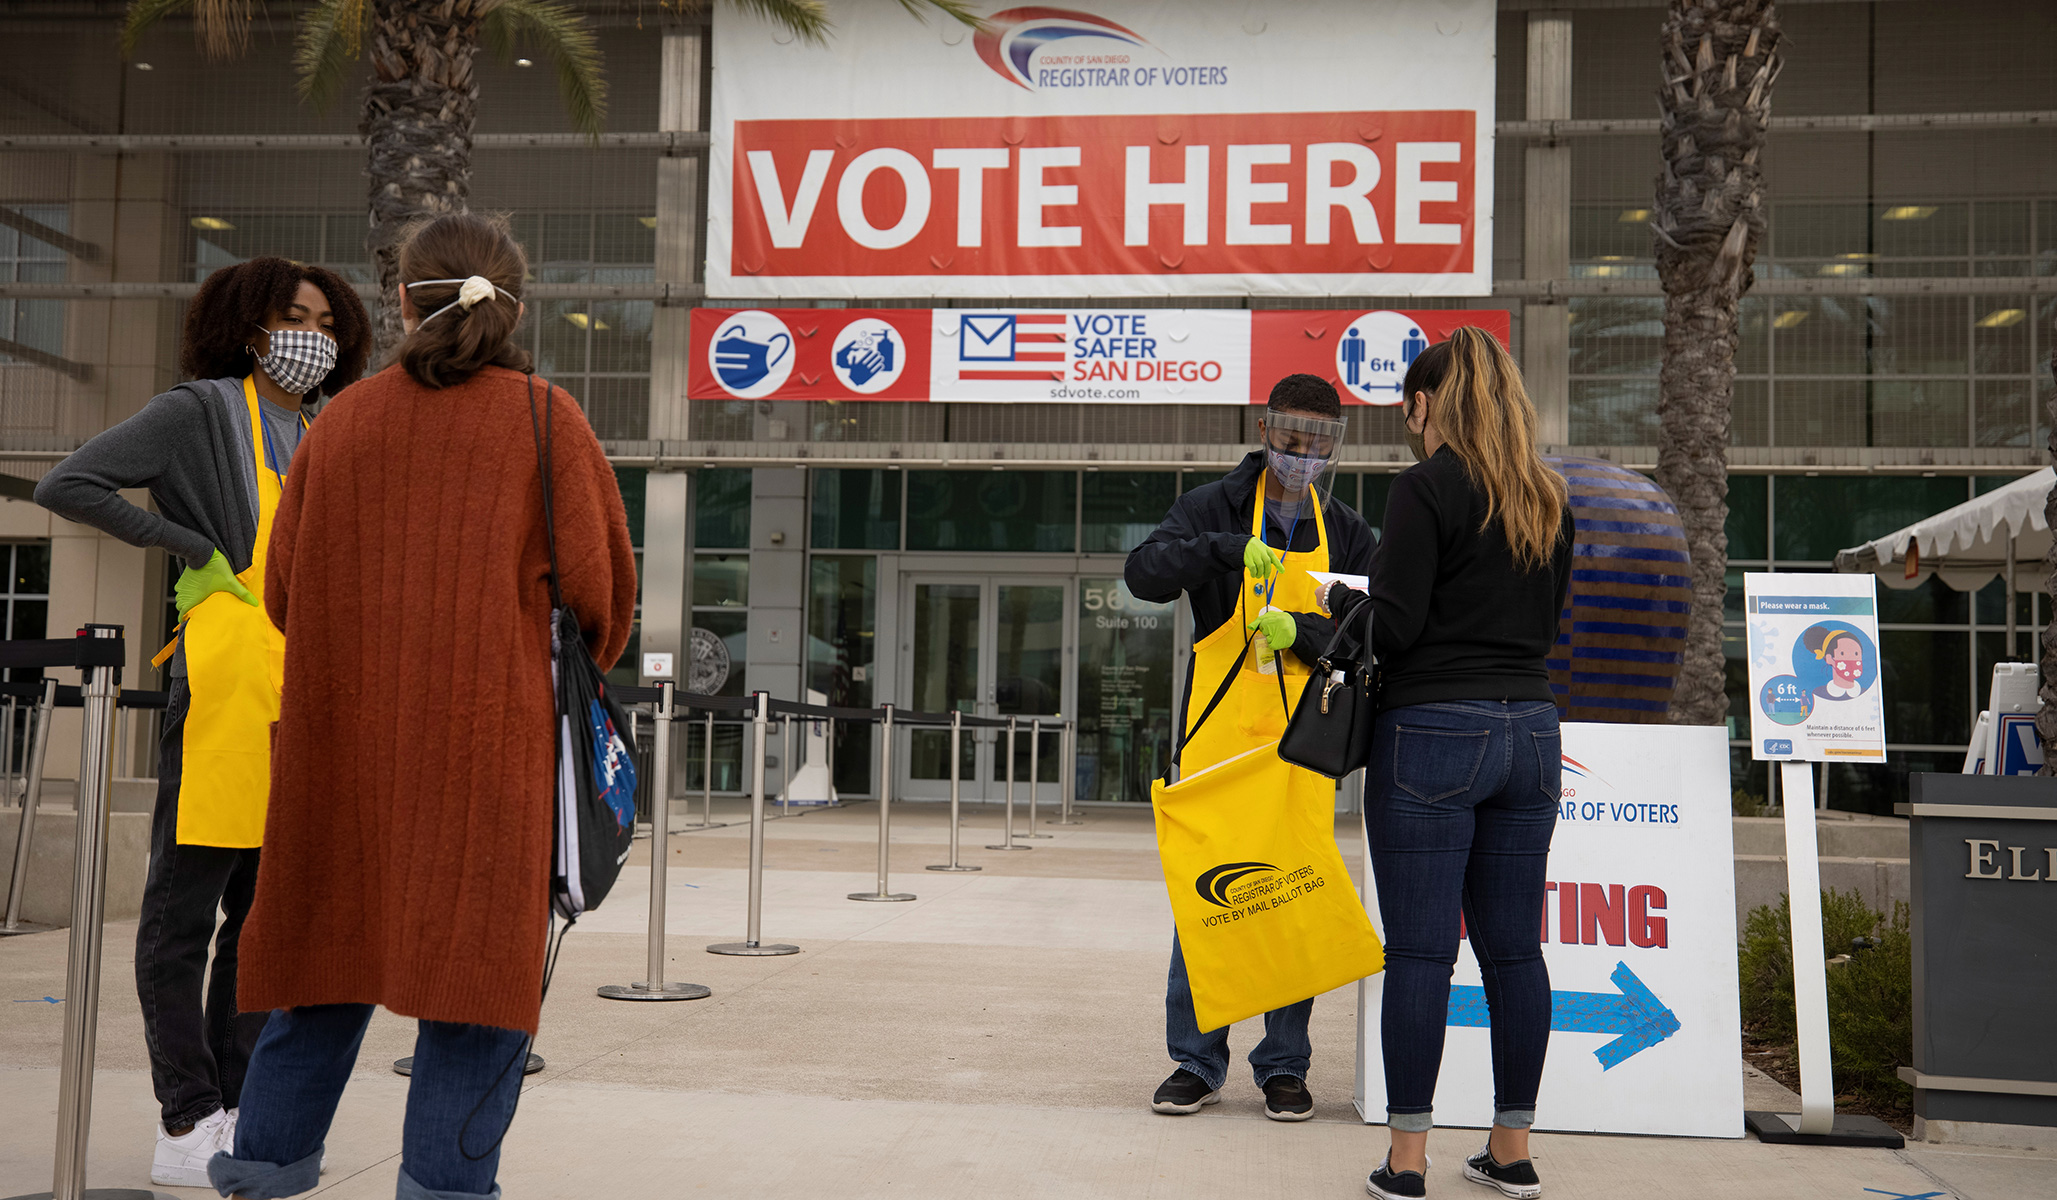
0, 626, 133, 1200
599, 684, 1076, 970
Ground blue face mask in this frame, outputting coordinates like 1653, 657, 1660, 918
1267, 447, 1326, 493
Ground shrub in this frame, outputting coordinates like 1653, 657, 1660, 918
1737, 888, 1912, 1109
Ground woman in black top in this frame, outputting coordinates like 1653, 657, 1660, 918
1355, 327, 1572, 1200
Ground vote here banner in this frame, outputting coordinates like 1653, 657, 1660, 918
708, 0, 1496, 299
687, 307, 1510, 405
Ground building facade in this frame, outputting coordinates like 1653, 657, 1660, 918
1, 0, 2052, 810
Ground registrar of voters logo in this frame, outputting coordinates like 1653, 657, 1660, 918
1337, 310, 1431, 405
829, 317, 905, 394
709, 310, 794, 399
974, 7, 1151, 90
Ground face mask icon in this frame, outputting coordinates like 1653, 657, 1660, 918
713, 325, 791, 390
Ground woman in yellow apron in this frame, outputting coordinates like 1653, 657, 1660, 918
1123, 375, 1383, 1124
33, 258, 369, 1188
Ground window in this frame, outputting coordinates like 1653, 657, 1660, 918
0, 206, 68, 361
811, 469, 900, 550
906, 471, 1077, 553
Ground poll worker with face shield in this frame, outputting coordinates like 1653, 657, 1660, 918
1123, 373, 1376, 1122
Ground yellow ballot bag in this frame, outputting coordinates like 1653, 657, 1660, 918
1150, 477, 1383, 1032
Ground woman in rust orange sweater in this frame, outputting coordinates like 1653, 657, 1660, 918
208, 213, 637, 1200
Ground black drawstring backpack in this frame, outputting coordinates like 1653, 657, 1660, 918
527, 373, 639, 921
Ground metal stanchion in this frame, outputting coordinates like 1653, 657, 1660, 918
1048, 718, 1083, 825
1016, 716, 1052, 838
687, 709, 716, 827
780, 713, 793, 815
708, 693, 799, 955
601, 682, 711, 1001
850, 704, 913, 901
986, 716, 1031, 851
4, 627, 165, 1200
3, 678, 61, 936
3, 694, 17, 798
928, 710, 981, 872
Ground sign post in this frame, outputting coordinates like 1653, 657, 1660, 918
1740, 572, 1903, 1146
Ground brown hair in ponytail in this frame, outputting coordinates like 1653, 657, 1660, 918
394, 212, 532, 389
1399, 326, 1568, 569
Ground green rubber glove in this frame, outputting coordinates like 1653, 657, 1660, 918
1242, 535, 1286, 581
174, 550, 258, 618
1248, 608, 1297, 663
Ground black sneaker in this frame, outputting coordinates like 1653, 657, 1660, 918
1261, 1075, 1314, 1121
1366, 1153, 1429, 1199
1150, 1068, 1220, 1114
1463, 1144, 1541, 1199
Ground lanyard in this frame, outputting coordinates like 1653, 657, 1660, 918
259, 409, 308, 484
1260, 490, 1309, 610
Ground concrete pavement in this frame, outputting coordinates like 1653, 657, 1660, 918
0, 800, 2046, 1198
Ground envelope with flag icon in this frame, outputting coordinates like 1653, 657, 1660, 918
960, 314, 1016, 360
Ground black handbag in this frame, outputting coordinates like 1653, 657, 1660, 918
1278, 591, 1377, 779
528, 375, 640, 922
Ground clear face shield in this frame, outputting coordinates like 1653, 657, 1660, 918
1257, 409, 1347, 515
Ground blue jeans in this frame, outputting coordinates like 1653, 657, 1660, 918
1367, 700, 1559, 1134
207, 1004, 529, 1199
1165, 934, 1314, 1089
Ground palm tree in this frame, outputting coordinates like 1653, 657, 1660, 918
2041, 349, 2056, 774
1652, 0, 1782, 728
121, 0, 979, 347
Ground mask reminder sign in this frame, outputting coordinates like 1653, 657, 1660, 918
1743, 573, 1886, 763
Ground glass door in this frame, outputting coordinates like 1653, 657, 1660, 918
901, 575, 1071, 800
1076, 577, 1176, 803
906, 579, 983, 789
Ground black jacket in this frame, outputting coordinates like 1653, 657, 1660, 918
1360, 445, 1573, 710
1125, 451, 1378, 694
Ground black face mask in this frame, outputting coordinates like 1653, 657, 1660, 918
1404, 399, 1429, 462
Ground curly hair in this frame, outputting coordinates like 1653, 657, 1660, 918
181, 257, 372, 397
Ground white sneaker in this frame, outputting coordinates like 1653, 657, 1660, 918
151, 1108, 231, 1188
224, 1108, 327, 1176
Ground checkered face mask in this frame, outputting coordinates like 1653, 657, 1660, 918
253, 328, 337, 396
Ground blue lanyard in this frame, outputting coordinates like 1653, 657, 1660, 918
260, 411, 308, 482
1259, 488, 1309, 610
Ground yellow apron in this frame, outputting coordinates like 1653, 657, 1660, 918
1178, 479, 1327, 776
1150, 473, 1384, 1031
166, 377, 295, 847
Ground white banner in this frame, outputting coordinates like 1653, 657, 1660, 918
1354, 723, 1744, 1139
708, 1, 1496, 298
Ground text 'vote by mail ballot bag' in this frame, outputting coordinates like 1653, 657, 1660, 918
1152, 741, 1385, 1032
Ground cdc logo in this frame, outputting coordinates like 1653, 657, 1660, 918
709, 310, 794, 399
1335, 310, 1430, 406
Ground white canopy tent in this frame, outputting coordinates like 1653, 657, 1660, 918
1833, 466, 2053, 656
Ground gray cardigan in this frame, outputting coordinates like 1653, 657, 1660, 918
35, 378, 263, 572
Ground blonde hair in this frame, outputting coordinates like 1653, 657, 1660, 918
1403, 326, 1567, 569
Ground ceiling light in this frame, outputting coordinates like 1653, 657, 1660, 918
515, 58, 534, 67
562, 312, 609, 331
1838, 252, 1876, 260
1583, 265, 1624, 277
638, 216, 658, 229
1773, 310, 1809, 329
134, 62, 153, 71
1976, 308, 2026, 328
1618, 208, 1651, 223
189, 216, 234, 231
1881, 205, 1937, 221
1593, 255, 1632, 262
1817, 262, 1866, 276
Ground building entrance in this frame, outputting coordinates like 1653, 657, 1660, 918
892, 566, 1180, 805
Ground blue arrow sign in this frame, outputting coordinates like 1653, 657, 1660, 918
1448, 961, 1679, 1070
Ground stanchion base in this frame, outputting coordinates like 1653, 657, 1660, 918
1045, 819, 1085, 826
707, 941, 800, 956
0, 921, 55, 937
926, 863, 982, 871
597, 981, 712, 1001
397, 1053, 545, 1076
1743, 1110, 1905, 1148
1014, 831, 1053, 839
2, 1189, 173, 1200
983, 843, 1033, 851
848, 891, 917, 902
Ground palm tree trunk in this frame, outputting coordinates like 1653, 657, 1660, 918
361, 0, 491, 353
1653, 1, 1782, 727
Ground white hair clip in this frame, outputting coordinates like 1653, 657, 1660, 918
406, 275, 518, 325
